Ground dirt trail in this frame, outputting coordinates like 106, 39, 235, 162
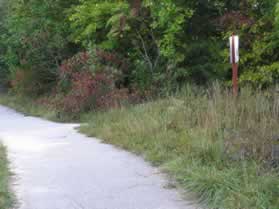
0, 105, 198, 209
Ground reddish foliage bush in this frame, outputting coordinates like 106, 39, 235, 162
95, 49, 128, 72
15, 51, 146, 115
60, 71, 114, 113
58, 52, 90, 94
60, 52, 90, 77
53, 51, 145, 114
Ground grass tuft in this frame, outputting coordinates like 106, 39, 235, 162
0, 144, 13, 209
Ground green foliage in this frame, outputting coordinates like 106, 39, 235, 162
67, 0, 279, 88
69, 0, 129, 48
241, 62, 279, 87
2, 0, 278, 92
1, 0, 79, 95
234, 0, 279, 86
146, 0, 193, 62
276, 2, 279, 28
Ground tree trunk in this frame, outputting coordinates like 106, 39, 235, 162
131, 0, 141, 16
120, 0, 141, 31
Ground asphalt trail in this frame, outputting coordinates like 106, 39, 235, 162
0, 105, 198, 209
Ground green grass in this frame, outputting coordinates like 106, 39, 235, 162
1, 86, 279, 208
0, 144, 13, 209
79, 86, 279, 209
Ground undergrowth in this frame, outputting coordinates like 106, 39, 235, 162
79, 85, 279, 209
0, 144, 13, 209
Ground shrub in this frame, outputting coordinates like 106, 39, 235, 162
10, 68, 56, 96
58, 52, 91, 93
60, 71, 114, 114
56, 51, 145, 115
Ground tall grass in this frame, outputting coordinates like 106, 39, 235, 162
0, 144, 13, 209
80, 84, 279, 209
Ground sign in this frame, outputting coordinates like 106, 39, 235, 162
230, 34, 239, 96
230, 35, 239, 64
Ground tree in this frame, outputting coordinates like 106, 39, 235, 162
3, 0, 79, 95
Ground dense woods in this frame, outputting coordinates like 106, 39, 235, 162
0, 0, 278, 104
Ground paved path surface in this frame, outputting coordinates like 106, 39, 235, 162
0, 105, 198, 209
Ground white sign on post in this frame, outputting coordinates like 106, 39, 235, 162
230, 35, 239, 64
